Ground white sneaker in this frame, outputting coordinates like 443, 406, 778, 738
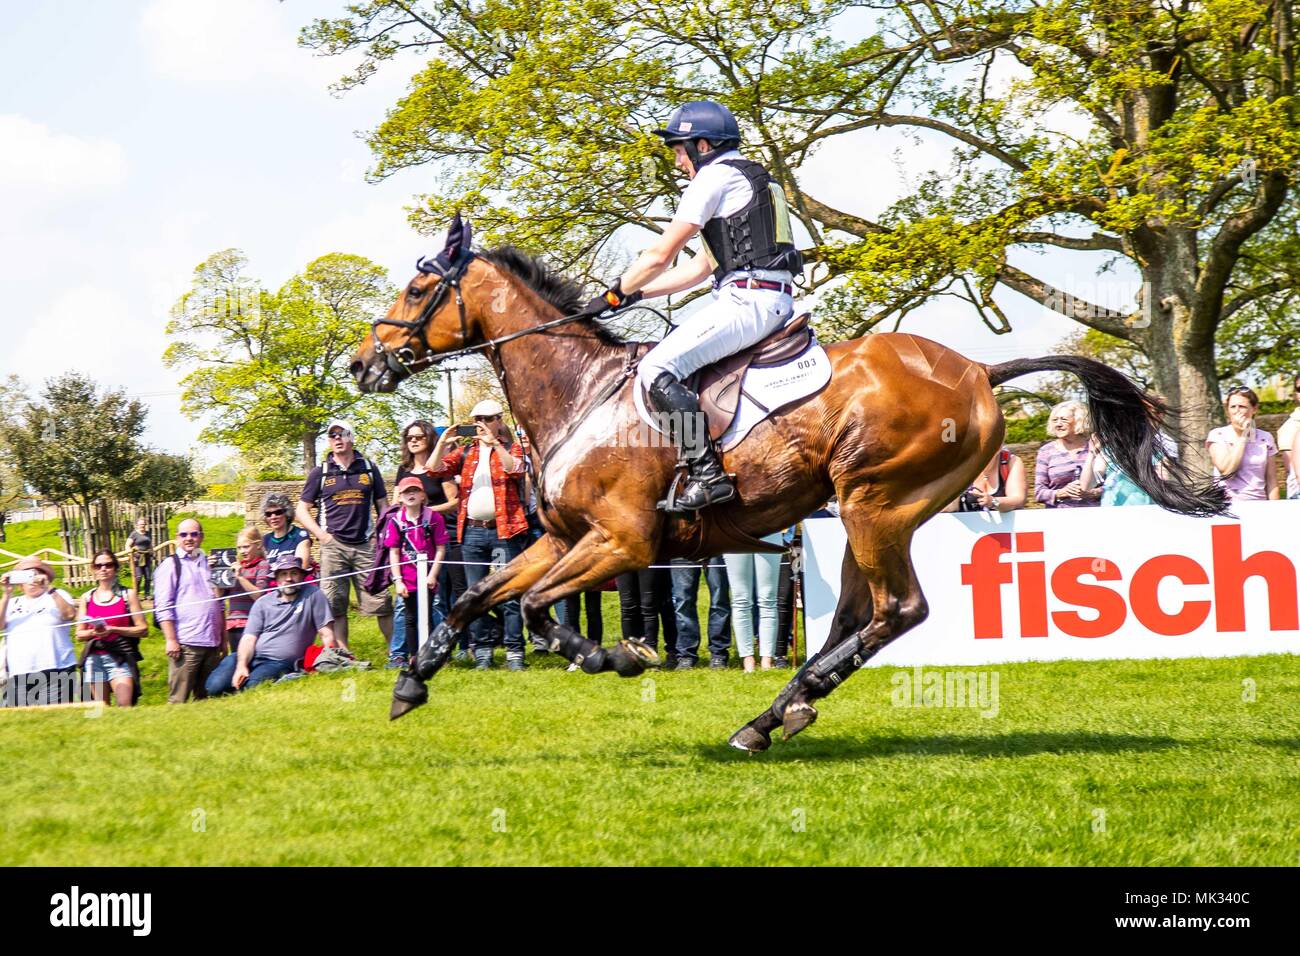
567, 662, 580, 672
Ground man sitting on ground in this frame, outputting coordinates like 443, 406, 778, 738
205, 554, 335, 696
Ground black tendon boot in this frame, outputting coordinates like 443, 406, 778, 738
390, 620, 461, 720
647, 372, 736, 512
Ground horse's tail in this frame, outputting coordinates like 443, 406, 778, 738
985, 355, 1229, 517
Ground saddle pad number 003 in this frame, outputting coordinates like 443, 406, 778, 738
633, 343, 832, 452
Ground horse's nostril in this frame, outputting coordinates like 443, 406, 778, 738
349, 360, 365, 381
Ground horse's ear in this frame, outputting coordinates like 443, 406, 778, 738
443, 212, 471, 261
418, 212, 474, 275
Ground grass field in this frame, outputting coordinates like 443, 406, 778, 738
1, 609, 1297, 866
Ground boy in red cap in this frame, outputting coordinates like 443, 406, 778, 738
383, 476, 448, 665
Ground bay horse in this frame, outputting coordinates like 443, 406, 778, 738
351, 220, 1227, 751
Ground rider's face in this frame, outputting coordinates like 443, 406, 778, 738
671, 144, 697, 179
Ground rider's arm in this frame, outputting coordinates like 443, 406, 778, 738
618, 219, 701, 294
639, 247, 715, 299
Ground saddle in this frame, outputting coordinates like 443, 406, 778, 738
689, 312, 813, 441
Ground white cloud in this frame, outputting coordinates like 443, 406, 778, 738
0, 115, 126, 192
139, 0, 336, 89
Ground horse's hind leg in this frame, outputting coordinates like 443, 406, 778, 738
728, 544, 873, 752
729, 500, 928, 751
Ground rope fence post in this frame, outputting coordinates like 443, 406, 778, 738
416, 553, 430, 650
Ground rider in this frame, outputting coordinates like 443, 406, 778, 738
579, 100, 803, 512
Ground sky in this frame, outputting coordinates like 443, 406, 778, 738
0, 1, 1117, 464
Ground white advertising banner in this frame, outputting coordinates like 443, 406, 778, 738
802, 501, 1300, 666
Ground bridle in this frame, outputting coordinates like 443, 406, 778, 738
370, 248, 672, 380
370, 251, 473, 378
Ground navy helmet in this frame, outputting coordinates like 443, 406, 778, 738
654, 101, 740, 169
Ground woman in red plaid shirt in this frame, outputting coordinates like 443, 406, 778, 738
428, 399, 530, 670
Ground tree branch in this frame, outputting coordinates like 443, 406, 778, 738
1014, 230, 1125, 252
996, 263, 1136, 338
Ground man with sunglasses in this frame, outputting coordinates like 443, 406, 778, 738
296, 420, 393, 651
1275, 375, 1300, 499
428, 399, 530, 670
154, 518, 225, 703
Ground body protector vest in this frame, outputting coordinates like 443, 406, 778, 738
699, 159, 803, 283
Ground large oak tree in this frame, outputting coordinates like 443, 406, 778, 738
303, 0, 1300, 455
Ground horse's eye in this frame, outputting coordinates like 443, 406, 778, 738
408, 285, 422, 298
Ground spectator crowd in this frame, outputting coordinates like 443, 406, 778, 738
3, 376, 1299, 709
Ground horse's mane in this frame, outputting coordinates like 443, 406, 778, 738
479, 245, 624, 346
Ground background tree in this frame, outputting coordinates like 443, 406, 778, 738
303, 0, 1300, 462
115, 452, 207, 505
165, 249, 441, 472
0, 373, 147, 551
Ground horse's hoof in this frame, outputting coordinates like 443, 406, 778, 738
389, 671, 428, 721
608, 639, 656, 677
728, 724, 772, 753
781, 702, 818, 740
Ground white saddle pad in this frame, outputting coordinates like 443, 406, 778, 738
634, 341, 832, 452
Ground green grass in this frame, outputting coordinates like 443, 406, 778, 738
0, 609, 1296, 866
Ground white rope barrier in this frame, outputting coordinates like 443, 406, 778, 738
0, 550, 797, 640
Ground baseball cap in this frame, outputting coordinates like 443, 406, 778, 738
469, 399, 504, 418
395, 476, 426, 494
271, 553, 304, 574
325, 420, 353, 438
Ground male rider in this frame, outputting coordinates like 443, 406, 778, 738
578, 100, 803, 512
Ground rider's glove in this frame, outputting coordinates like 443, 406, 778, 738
578, 278, 643, 317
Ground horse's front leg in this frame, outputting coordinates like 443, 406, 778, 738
390, 533, 566, 720
519, 530, 660, 677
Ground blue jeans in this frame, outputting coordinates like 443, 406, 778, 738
724, 538, 783, 658
461, 525, 526, 654
205, 653, 296, 696
671, 558, 732, 662
390, 591, 447, 661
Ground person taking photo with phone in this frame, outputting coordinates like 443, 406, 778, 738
427, 399, 530, 670
0, 558, 78, 707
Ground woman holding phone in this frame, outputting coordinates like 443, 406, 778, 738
76, 549, 147, 707
0, 557, 78, 707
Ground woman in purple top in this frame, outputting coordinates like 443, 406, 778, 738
1205, 386, 1279, 501
1035, 400, 1102, 508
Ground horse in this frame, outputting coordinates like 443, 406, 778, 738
351, 217, 1228, 751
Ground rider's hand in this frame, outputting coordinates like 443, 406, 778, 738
578, 279, 642, 317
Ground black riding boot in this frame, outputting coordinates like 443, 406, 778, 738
648, 372, 736, 512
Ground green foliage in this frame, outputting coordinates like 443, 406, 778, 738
1004, 412, 1050, 445
164, 250, 442, 473
300, 0, 1300, 431
0, 373, 147, 515
116, 452, 206, 505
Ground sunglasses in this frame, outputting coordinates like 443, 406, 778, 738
406, 434, 427, 442
474, 415, 501, 422
264, 509, 285, 518
328, 431, 348, 439
177, 531, 202, 539
93, 562, 117, 570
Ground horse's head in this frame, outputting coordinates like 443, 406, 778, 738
352, 213, 481, 393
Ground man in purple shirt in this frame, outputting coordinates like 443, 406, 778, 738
155, 517, 225, 703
